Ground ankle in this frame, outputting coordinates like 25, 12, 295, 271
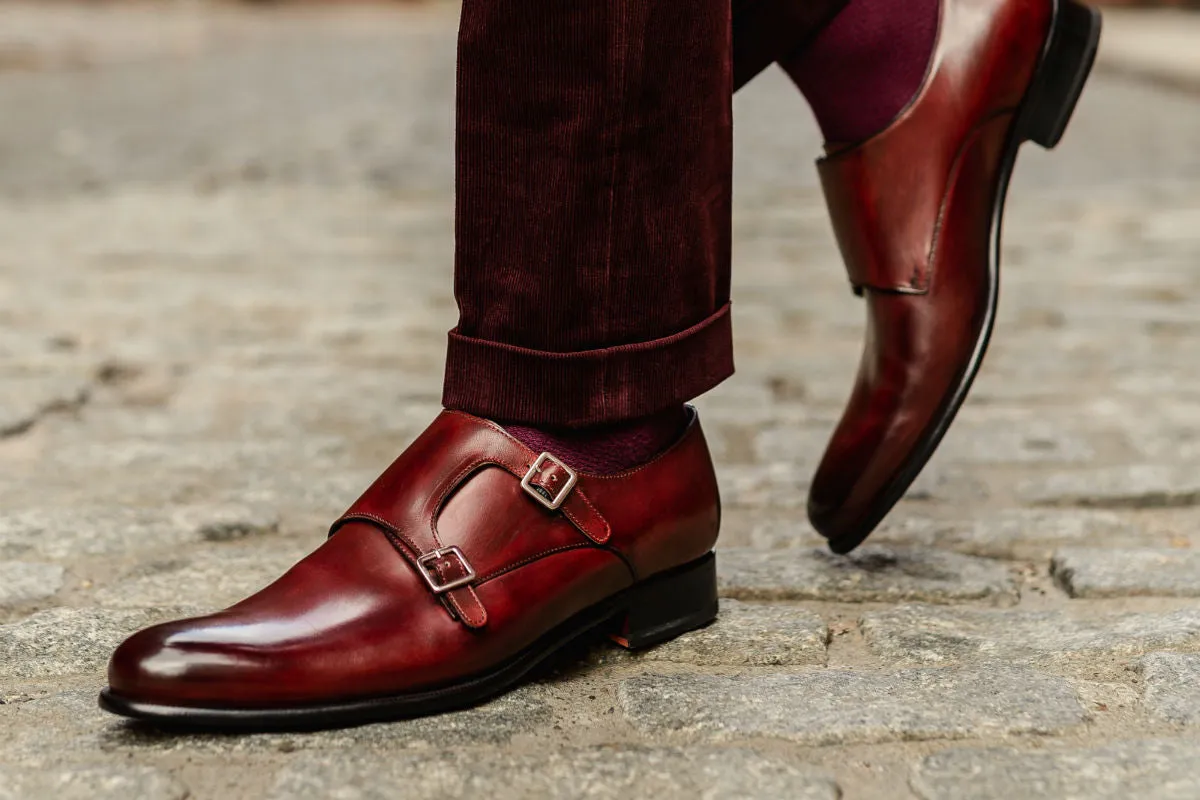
782, 0, 940, 143
503, 407, 689, 475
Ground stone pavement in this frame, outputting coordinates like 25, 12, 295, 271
2, 3, 1200, 798
1099, 9, 1200, 92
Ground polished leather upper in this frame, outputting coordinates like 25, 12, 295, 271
809, 0, 1053, 541
108, 410, 719, 708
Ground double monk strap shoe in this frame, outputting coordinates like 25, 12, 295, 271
809, 0, 1101, 553
101, 409, 720, 731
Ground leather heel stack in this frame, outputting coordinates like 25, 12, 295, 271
610, 552, 719, 650
1021, 0, 1102, 149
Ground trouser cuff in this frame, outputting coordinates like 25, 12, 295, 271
442, 303, 734, 427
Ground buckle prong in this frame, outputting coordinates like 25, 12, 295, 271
417, 546, 476, 594
521, 452, 578, 511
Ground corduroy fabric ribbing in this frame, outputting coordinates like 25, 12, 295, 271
444, 0, 848, 427
447, 304, 732, 428
444, 0, 733, 427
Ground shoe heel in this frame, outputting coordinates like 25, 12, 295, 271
609, 553, 719, 650
1021, 0, 1102, 149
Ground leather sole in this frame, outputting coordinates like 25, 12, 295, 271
825, 0, 1102, 555
98, 552, 718, 732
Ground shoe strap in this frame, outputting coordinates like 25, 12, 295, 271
328, 411, 613, 629
818, 137, 940, 295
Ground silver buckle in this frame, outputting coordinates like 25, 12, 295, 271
521, 452, 578, 511
417, 546, 476, 594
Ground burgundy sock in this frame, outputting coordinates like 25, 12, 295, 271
504, 407, 689, 475
782, 0, 940, 144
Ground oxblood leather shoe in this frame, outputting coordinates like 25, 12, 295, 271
100, 409, 720, 731
807, 0, 1101, 553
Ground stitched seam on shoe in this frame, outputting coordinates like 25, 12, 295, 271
447, 588, 488, 628
344, 514, 480, 625
412, 535, 488, 629
373, 435, 605, 574
475, 543, 596, 585
926, 106, 1019, 290
341, 508, 488, 627
342, 511, 426, 560
563, 492, 611, 544
432, 458, 495, 526
443, 409, 701, 482
427, 549, 487, 627
343, 452, 619, 584
432, 451, 611, 547
428, 455, 548, 551
432, 455, 533, 513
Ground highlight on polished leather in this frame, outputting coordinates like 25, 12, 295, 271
100, 409, 721, 730
808, 0, 1102, 553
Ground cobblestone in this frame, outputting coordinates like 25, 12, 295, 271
861, 605, 1200, 666
912, 739, 1200, 800
0, 607, 199, 678
1, 3, 1199, 798
0, 507, 196, 560
1019, 465, 1200, 509
1138, 652, 1200, 724
0, 764, 188, 800
1053, 547, 1200, 597
619, 668, 1088, 745
718, 546, 1016, 603
0, 561, 64, 609
599, 600, 828, 666
176, 503, 282, 543
0, 373, 91, 437
91, 543, 309, 608
872, 509, 1145, 560
0, 687, 551, 759
268, 747, 841, 800
933, 418, 1097, 464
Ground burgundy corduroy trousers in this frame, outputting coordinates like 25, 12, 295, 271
443, 0, 845, 428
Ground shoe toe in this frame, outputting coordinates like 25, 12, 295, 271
107, 619, 248, 705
